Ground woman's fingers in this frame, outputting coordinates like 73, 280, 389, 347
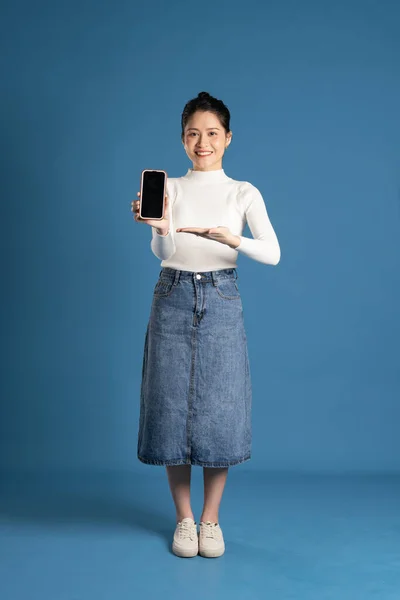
132, 192, 143, 222
131, 194, 141, 213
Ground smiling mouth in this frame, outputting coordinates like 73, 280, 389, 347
195, 151, 213, 156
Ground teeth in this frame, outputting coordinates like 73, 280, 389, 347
196, 152, 212, 156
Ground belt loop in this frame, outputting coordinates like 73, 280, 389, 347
211, 270, 218, 286
233, 268, 238, 280
173, 269, 180, 286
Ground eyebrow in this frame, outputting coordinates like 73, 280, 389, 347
187, 127, 220, 131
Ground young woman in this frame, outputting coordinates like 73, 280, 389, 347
131, 91, 280, 559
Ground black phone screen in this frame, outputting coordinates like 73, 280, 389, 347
141, 170, 166, 219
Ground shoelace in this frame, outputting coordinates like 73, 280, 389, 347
177, 520, 197, 541
200, 521, 221, 540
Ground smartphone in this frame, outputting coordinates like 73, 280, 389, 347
139, 169, 167, 220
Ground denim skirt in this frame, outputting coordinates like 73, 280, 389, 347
137, 267, 252, 468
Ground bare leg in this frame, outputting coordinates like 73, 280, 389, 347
166, 465, 195, 523
200, 467, 229, 523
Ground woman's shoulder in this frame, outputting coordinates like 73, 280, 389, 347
219, 173, 258, 190
229, 178, 261, 198
230, 179, 265, 212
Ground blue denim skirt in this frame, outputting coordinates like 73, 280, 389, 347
137, 267, 252, 468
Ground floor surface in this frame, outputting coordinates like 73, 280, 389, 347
1, 469, 399, 600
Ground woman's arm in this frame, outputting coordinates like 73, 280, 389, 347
234, 183, 281, 266
150, 181, 176, 260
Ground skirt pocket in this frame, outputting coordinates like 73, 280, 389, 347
153, 276, 176, 298
215, 278, 240, 300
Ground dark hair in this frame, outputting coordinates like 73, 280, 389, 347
181, 91, 231, 139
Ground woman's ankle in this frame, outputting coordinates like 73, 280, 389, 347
176, 512, 195, 523
200, 514, 219, 524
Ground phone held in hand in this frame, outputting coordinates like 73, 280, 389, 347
139, 169, 167, 220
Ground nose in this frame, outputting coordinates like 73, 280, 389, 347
195, 134, 209, 146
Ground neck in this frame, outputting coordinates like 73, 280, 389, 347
183, 167, 230, 183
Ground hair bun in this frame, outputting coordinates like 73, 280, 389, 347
181, 91, 231, 138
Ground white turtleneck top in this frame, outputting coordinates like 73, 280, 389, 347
151, 168, 281, 272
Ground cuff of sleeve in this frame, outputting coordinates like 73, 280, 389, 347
234, 235, 252, 252
234, 235, 244, 250
153, 227, 170, 237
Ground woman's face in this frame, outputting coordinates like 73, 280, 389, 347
182, 110, 232, 171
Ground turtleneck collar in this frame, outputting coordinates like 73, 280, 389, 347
182, 168, 231, 183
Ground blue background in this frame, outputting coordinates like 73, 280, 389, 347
2, 3, 400, 600
1, 0, 399, 477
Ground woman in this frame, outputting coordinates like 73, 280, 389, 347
131, 91, 280, 559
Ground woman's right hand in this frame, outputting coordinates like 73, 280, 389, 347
130, 192, 170, 235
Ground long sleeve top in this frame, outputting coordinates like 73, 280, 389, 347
150, 167, 281, 271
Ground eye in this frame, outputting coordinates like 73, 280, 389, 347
209, 132, 217, 135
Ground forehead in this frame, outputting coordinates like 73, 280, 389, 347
185, 110, 221, 130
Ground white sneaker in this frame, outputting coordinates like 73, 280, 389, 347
172, 517, 198, 558
199, 521, 225, 558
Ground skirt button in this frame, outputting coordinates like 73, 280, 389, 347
196, 274, 201, 280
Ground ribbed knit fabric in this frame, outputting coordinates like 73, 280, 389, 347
151, 168, 280, 271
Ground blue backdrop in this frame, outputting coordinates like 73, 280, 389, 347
1, 0, 399, 475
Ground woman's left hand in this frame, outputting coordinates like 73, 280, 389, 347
176, 226, 240, 249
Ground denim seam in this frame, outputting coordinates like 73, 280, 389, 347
186, 317, 197, 461
137, 324, 149, 454
137, 454, 251, 467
